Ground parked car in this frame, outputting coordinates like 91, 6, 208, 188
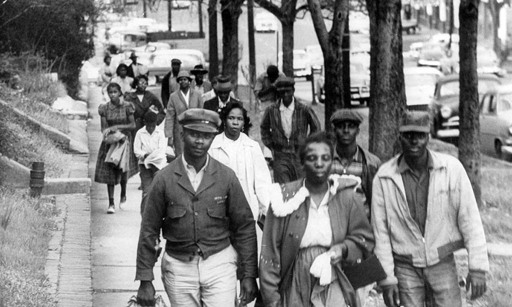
132, 42, 171, 53
254, 12, 278, 33
278, 49, 312, 78
105, 30, 147, 54
479, 86, 512, 160
417, 42, 457, 69
315, 58, 370, 105
146, 49, 207, 81
439, 46, 507, 77
402, 18, 420, 34
431, 74, 502, 141
172, 0, 191, 9
404, 67, 443, 110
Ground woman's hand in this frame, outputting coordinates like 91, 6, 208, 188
328, 243, 347, 264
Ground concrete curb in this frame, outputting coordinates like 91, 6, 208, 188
43, 178, 91, 195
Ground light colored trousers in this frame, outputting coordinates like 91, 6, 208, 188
161, 245, 238, 307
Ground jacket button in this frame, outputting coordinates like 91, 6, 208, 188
194, 212, 198, 216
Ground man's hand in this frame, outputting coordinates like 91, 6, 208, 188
137, 281, 156, 306
239, 277, 258, 306
466, 271, 486, 300
382, 284, 400, 307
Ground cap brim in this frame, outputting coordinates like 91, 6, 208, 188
399, 125, 430, 133
183, 124, 218, 134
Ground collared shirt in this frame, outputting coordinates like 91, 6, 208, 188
331, 146, 363, 178
180, 89, 190, 107
300, 181, 333, 248
279, 98, 295, 139
133, 128, 167, 169
398, 153, 434, 236
182, 155, 209, 191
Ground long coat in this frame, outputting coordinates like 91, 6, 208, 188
163, 89, 203, 156
259, 178, 375, 306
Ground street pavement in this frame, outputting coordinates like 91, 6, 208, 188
87, 85, 171, 307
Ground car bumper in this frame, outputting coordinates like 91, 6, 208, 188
436, 129, 459, 138
418, 59, 441, 67
294, 69, 310, 77
351, 87, 370, 101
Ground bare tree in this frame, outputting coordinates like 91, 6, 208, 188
365, 0, 406, 161
254, 0, 299, 77
307, 0, 348, 129
459, 0, 482, 207
220, 0, 244, 87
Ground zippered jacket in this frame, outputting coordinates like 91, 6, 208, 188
371, 150, 489, 286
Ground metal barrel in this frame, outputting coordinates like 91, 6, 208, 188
30, 162, 45, 197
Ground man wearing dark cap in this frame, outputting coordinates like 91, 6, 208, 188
330, 109, 381, 218
254, 65, 285, 104
136, 108, 258, 307
161, 58, 182, 108
204, 76, 242, 131
260, 76, 321, 183
127, 52, 148, 79
371, 111, 488, 307
190, 64, 212, 96
164, 71, 203, 158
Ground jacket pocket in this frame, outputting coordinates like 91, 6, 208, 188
207, 204, 227, 220
167, 206, 187, 219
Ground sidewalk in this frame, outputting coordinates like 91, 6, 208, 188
50, 84, 512, 307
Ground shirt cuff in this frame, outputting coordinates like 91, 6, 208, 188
135, 268, 155, 281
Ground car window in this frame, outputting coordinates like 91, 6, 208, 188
498, 93, 512, 113
480, 94, 492, 115
439, 81, 459, 97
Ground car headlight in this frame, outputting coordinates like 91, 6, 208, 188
440, 106, 452, 119
508, 126, 512, 135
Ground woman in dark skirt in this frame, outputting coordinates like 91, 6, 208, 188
94, 82, 138, 214
259, 132, 375, 307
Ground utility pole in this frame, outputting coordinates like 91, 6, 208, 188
168, 0, 172, 31
199, 0, 204, 37
143, 0, 147, 18
247, 0, 256, 93
342, 14, 351, 108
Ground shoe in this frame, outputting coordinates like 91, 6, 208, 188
119, 196, 127, 209
107, 205, 115, 214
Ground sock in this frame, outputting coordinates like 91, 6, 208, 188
109, 198, 114, 206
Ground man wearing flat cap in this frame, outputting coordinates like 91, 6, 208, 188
371, 111, 489, 307
164, 71, 203, 158
127, 52, 148, 79
136, 108, 258, 307
204, 75, 242, 132
161, 58, 182, 108
190, 64, 212, 96
260, 76, 321, 183
330, 109, 381, 219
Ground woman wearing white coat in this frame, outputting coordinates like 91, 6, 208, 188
209, 102, 272, 228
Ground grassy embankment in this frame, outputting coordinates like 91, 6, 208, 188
241, 89, 512, 306
0, 54, 73, 306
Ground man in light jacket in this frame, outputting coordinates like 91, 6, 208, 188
371, 111, 489, 307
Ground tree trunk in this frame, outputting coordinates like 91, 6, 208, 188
281, 19, 295, 78
220, 0, 244, 88
208, 0, 219, 80
308, 0, 347, 132
459, 0, 482, 207
367, 0, 406, 161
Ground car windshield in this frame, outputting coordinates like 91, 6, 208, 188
152, 53, 202, 67
439, 79, 500, 98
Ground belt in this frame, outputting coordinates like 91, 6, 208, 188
167, 247, 204, 262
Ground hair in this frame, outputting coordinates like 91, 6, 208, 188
220, 101, 252, 134
267, 65, 279, 77
133, 75, 148, 88
144, 111, 158, 124
298, 131, 335, 164
116, 63, 129, 76
106, 82, 122, 94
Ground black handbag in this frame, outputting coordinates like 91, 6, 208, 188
341, 254, 387, 289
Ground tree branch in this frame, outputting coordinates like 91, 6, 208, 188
254, 0, 283, 19
1, 4, 47, 28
